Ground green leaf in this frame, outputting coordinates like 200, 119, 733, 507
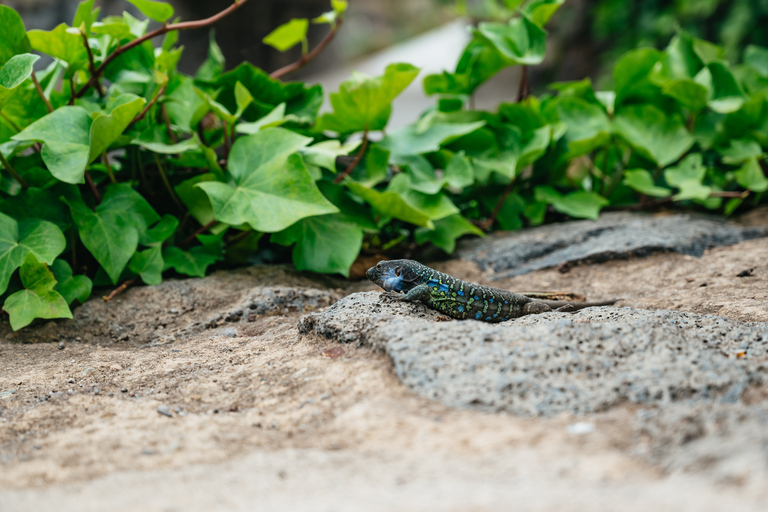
719, 139, 763, 165
50, 259, 92, 305
236, 103, 289, 134
408, 152, 474, 194
0, 53, 40, 111
414, 214, 484, 253
745, 45, 768, 78
128, 245, 163, 285
176, 174, 216, 226
27, 24, 88, 76
13, 97, 145, 184
272, 214, 363, 276
163, 245, 221, 278
0, 212, 66, 295
555, 97, 611, 158
613, 48, 662, 106
131, 137, 201, 154
661, 79, 709, 111
317, 63, 420, 134
0, 187, 71, 230
263, 19, 309, 52
735, 158, 768, 193
2, 253, 72, 330
705, 62, 746, 114
196, 31, 225, 81
73, 0, 98, 35
623, 169, 672, 197
140, 215, 179, 246
299, 139, 360, 172
664, 154, 711, 201
474, 15, 547, 66
378, 115, 485, 158
127, 0, 174, 23
535, 186, 608, 220
613, 104, 694, 167
0, 5, 31, 66
64, 185, 158, 284
197, 128, 338, 232
521, 0, 565, 27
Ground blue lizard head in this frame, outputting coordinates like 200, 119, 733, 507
366, 259, 425, 293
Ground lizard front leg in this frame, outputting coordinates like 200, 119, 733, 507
379, 284, 432, 303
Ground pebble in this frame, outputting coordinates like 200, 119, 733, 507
121, 388, 128, 393
57, 342, 65, 350
566, 422, 595, 435
93, 388, 99, 395
157, 405, 173, 417
75, 337, 82, 342
67, 378, 75, 384
169, 308, 179, 314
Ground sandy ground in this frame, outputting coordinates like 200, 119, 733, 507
2, 231, 768, 510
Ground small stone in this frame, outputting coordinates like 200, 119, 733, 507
129, 392, 135, 397
67, 378, 75, 384
157, 405, 172, 417
566, 422, 595, 435
170, 308, 179, 314
57, 342, 65, 350
75, 337, 82, 342
120, 388, 128, 393
93, 388, 99, 395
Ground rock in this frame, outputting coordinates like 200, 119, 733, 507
457, 212, 768, 278
157, 405, 173, 418
300, 294, 768, 417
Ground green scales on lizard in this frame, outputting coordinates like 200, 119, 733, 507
366, 259, 615, 323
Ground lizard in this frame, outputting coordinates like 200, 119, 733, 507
366, 259, 616, 323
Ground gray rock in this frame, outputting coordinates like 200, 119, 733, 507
157, 405, 173, 418
457, 212, 768, 278
300, 293, 768, 417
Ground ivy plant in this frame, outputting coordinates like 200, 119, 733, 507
1, 0, 767, 330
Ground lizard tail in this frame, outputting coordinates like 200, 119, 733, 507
537, 299, 618, 311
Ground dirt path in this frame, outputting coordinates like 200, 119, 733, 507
2, 232, 768, 510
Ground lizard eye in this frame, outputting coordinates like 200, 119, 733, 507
394, 266, 401, 277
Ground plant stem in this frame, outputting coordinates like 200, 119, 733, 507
181, 219, 216, 246
128, 83, 167, 129
270, 17, 344, 79
161, 104, 177, 143
103, 279, 136, 301
483, 177, 517, 231
79, 30, 104, 97
153, 152, 185, 212
31, 71, 54, 113
333, 128, 369, 184
516, 66, 529, 102
102, 153, 117, 183
226, 229, 251, 247
69, 75, 76, 105
84, 171, 102, 204
76, 0, 251, 99
0, 150, 29, 189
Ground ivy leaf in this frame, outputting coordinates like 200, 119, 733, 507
664, 154, 711, 201
127, 0, 174, 23
0, 212, 66, 295
272, 214, 363, 276
379, 115, 485, 158
0, 187, 71, 230
140, 215, 179, 246
316, 63, 420, 134
131, 137, 201, 155
64, 185, 158, 284
613, 48, 662, 106
661, 79, 709, 111
535, 186, 609, 220
613, 104, 694, 167
163, 244, 222, 278
13, 97, 145, 184
72, 0, 98, 36
128, 245, 163, 285
719, 139, 763, 165
744, 45, 768, 78
0, 54, 40, 111
236, 103, 290, 134
176, 174, 216, 226
408, 152, 474, 194
702, 62, 746, 114
0, 5, 31, 66
474, 14, 547, 66
299, 139, 360, 172
521, 0, 564, 26
27, 24, 89, 77
197, 128, 338, 232
735, 158, 768, 193
555, 97, 611, 158
50, 259, 92, 305
2, 253, 72, 331
196, 31, 225, 81
623, 169, 672, 197
414, 214, 484, 253
263, 19, 309, 52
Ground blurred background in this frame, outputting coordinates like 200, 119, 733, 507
6, 0, 768, 125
